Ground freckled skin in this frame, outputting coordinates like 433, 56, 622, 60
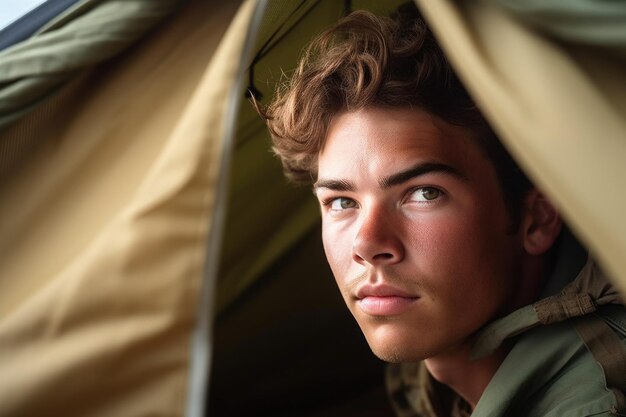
316, 107, 526, 363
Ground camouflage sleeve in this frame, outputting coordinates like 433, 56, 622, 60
385, 362, 428, 417
385, 362, 471, 417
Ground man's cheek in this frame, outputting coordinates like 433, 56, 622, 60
406, 220, 467, 260
323, 234, 353, 269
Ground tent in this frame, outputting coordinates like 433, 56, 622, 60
0, 0, 624, 416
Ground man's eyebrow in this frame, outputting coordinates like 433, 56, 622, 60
313, 162, 467, 193
313, 178, 355, 193
379, 162, 468, 188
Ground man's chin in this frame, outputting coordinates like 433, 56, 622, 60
364, 330, 435, 363
369, 343, 434, 363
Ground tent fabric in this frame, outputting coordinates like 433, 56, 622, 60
0, 0, 182, 130
493, 0, 626, 48
415, 0, 626, 296
0, 0, 81, 52
184, 1, 266, 416
214, 0, 336, 314
0, 0, 254, 415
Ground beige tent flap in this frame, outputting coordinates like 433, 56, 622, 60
0, 0, 256, 415
416, 0, 626, 296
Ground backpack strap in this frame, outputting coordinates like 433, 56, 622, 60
574, 311, 626, 415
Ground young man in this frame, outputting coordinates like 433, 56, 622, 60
259, 7, 626, 417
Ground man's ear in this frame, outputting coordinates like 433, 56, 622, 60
521, 189, 563, 255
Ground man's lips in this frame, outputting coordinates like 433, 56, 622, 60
355, 284, 419, 316
355, 284, 416, 299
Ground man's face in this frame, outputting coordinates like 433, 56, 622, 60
315, 107, 525, 363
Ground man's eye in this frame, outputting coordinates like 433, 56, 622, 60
330, 197, 357, 211
408, 187, 442, 202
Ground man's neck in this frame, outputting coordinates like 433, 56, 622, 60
424, 342, 510, 409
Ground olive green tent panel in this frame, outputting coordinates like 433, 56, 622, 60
416, 0, 626, 295
0, 0, 182, 130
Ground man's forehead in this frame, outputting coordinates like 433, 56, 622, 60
318, 109, 485, 184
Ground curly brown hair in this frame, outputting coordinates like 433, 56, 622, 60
259, 6, 530, 224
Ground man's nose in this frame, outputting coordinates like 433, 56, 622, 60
352, 205, 405, 266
